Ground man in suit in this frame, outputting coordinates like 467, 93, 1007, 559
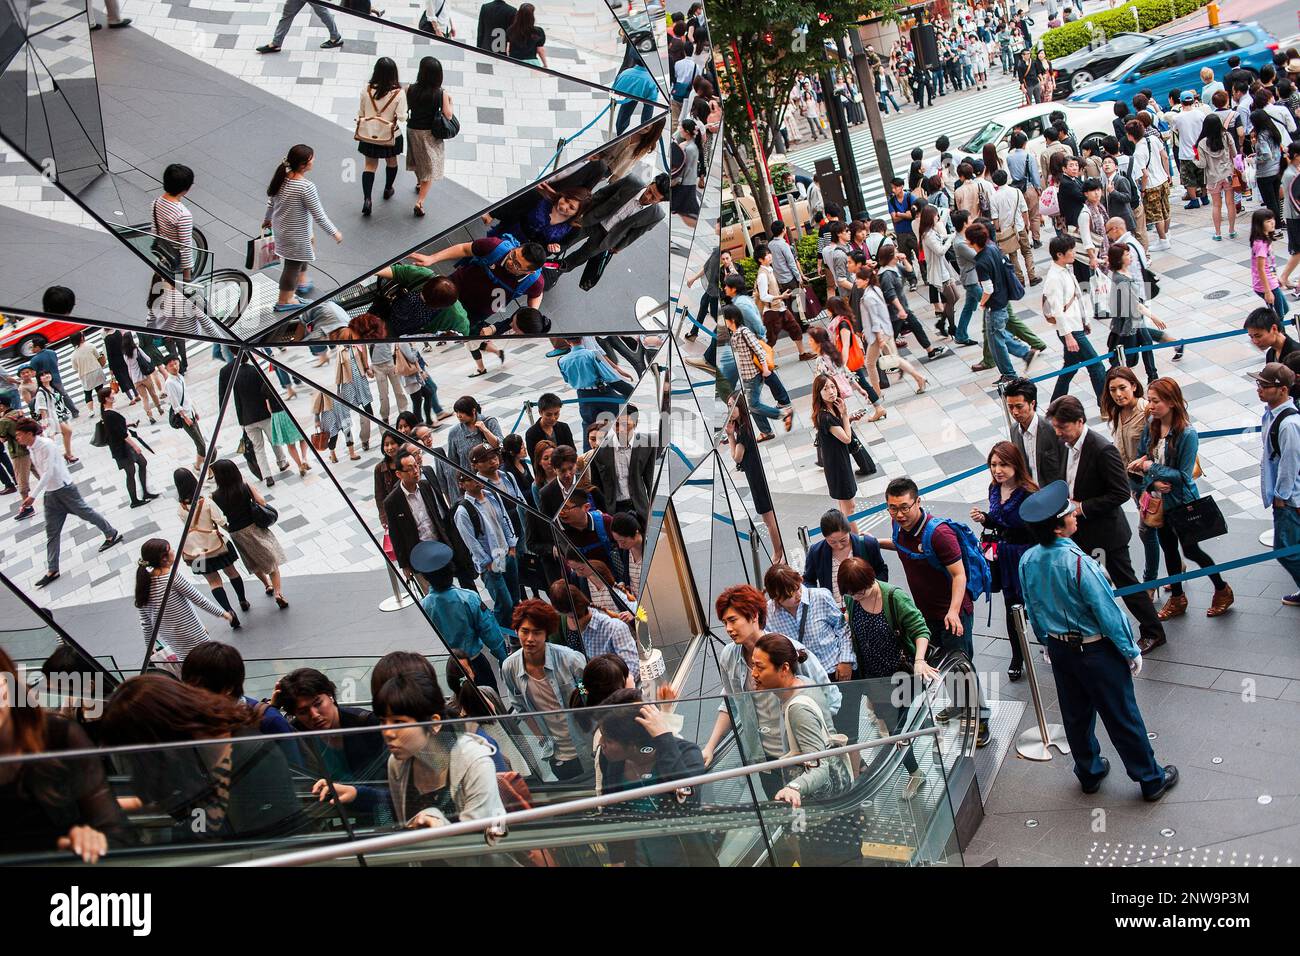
385, 449, 470, 593
217, 354, 289, 486
560, 173, 670, 274
1046, 395, 1167, 653
590, 404, 655, 519
475, 0, 516, 52
1004, 378, 1066, 486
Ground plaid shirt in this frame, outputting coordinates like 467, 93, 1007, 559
730, 325, 767, 382
767, 586, 855, 674
581, 610, 640, 682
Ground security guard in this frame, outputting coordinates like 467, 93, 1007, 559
1018, 480, 1179, 801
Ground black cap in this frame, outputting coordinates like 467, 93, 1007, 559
1020, 480, 1075, 524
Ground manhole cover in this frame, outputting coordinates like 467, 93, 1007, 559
1025, 819, 1039, 828
1160, 827, 1176, 837
1205, 290, 1230, 299
1258, 795, 1273, 805
1147, 731, 1158, 740
1211, 756, 1223, 765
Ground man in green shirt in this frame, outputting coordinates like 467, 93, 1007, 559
376, 264, 471, 337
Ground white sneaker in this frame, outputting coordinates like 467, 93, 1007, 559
902, 770, 927, 801
1155, 238, 1172, 251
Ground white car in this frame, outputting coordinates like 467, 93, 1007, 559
947, 100, 1118, 172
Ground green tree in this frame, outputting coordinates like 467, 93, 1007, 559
711, 0, 896, 226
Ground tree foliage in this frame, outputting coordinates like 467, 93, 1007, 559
710, 0, 896, 225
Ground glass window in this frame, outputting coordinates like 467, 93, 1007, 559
1181, 37, 1229, 63
1227, 30, 1256, 50
1133, 49, 1182, 78
1107, 34, 1149, 55
960, 122, 1005, 153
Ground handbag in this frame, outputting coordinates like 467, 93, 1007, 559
1138, 490, 1164, 528
245, 229, 280, 271
428, 88, 461, 140
250, 497, 279, 530
90, 420, 109, 448
355, 88, 402, 145
168, 379, 187, 429
1164, 495, 1227, 544
311, 430, 330, 451
1039, 182, 1060, 217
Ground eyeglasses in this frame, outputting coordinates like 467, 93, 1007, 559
885, 500, 917, 514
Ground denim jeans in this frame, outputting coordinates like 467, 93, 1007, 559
483, 553, 520, 628
879, 92, 901, 113
1138, 523, 1161, 581
956, 282, 981, 341
922, 609, 990, 720
930, 67, 945, 95
1049, 330, 1106, 401
615, 99, 655, 136
984, 305, 1028, 375
1257, 287, 1291, 322
1273, 505, 1300, 590
743, 375, 781, 433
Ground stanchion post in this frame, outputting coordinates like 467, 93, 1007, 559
1011, 603, 1069, 761
1114, 343, 1126, 368
524, 401, 536, 426
749, 519, 764, 583
995, 380, 1014, 440
378, 562, 416, 613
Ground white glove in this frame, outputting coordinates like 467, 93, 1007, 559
1129, 654, 1143, 676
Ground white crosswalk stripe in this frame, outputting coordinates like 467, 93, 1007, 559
787, 83, 1026, 217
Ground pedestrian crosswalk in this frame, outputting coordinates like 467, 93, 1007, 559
786, 82, 1025, 218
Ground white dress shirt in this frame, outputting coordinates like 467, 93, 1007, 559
404, 482, 436, 542
991, 184, 1027, 235
1019, 414, 1041, 483
28, 435, 72, 498
1066, 423, 1090, 497
1041, 261, 1085, 334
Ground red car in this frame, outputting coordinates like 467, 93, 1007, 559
0, 313, 88, 359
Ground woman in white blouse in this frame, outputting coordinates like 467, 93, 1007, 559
859, 265, 927, 398
356, 57, 408, 220
917, 205, 959, 338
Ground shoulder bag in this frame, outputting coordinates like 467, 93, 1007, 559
428, 88, 461, 140
168, 379, 187, 429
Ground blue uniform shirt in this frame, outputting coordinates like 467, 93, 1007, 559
1018, 537, 1139, 659
613, 64, 661, 103
421, 586, 510, 663
1261, 403, 1300, 509
558, 346, 619, 390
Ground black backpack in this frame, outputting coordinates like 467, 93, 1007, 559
1269, 406, 1298, 460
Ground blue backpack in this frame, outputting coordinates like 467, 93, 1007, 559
457, 234, 543, 302
892, 515, 993, 614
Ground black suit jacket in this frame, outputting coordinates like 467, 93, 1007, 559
803, 535, 887, 592
586, 176, 665, 253
476, 0, 516, 50
590, 443, 655, 517
1009, 414, 1066, 487
1068, 428, 1133, 552
384, 479, 459, 575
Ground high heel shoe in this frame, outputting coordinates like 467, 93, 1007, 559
299, 463, 308, 477
914, 378, 929, 394
275, 595, 289, 609
228, 612, 242, 630
329, 450, 339, 463
868, 407, 887, 423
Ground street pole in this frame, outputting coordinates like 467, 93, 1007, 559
820, 44, 866, 219
846, 29, 895, 216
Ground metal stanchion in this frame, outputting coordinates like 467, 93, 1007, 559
524, 401, 536, 427
378, 562, 416, 613
1010, 603, 1068, 761
996, 380, 1014, 438
749, 519, 764, 583
1114, 343, 1126, 368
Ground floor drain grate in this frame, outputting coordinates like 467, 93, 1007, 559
1205, 290, 1230, 299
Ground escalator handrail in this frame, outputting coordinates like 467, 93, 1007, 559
229, 724, 942, 867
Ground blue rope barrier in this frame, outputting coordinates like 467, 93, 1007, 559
711, 510, 751, 541
509, 403, 530, 436
678, 305, 716, 339
1112, 544, 1300, 597
535, 96, 635, 180
1197, 425, 1263, 440
669, 443, 695, 470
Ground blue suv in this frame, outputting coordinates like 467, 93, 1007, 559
1067, 22, 1278, 106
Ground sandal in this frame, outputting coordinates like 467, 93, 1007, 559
299, 463, 308, 477
64, 455, 79, 464
468, 368, 489, 378
756, 432, 776, 443
782, 409, 794, 432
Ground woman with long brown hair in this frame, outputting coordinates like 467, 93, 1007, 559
1101, 367, 1159, 585
970, 440, 1038, 681
981, 142, 1002, 182
1128, 377, 1233, 622
917, 204, 958, 338
100, 675, 303, 841
0, 645, 125, 862
857, 264, 928, 396
811, 373, 859, 529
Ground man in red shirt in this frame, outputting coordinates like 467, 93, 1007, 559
879, 476, 990, 746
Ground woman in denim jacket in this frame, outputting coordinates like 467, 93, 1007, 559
1127, 377, 1234, 622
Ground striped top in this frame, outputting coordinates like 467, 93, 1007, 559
152, 195, 194, 273
138, 573, 225, 660
265, 178, 338, 263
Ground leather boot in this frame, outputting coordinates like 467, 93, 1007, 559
1207, 585, 1234, 617
1157, 593, 1188, 621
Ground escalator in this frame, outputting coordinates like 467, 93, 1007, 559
0, 655, 976, 868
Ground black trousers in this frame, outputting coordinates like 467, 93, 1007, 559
1155, 524, 1225, 596
1081, 536, 1166, 646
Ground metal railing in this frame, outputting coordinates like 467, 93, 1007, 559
230, 724, 943, 867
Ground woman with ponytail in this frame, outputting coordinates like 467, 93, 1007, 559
262, 144, 342, 311
135, 537, 235, 661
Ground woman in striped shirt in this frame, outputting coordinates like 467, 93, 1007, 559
136, 538, 236, 662
152, 164, 195, 282
262, 145, 342, 311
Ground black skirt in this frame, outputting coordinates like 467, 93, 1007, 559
818, 416, 858, 500
358, 134, 404, 159
670, 184, 701, 216
189, 541, 239, 575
